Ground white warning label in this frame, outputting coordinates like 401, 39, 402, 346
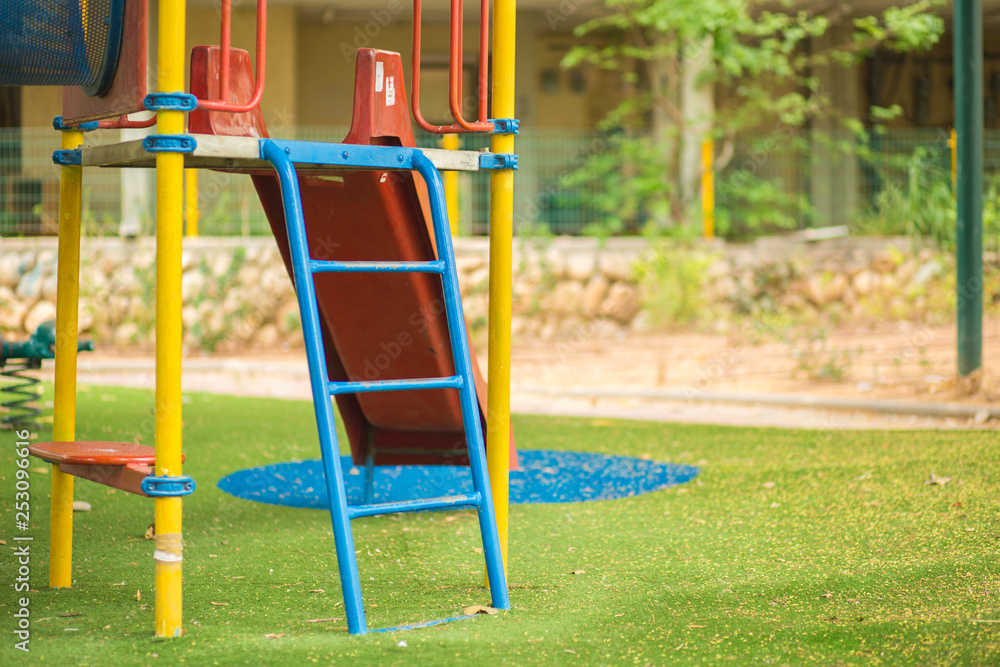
386, 76, 396, 106
375, 61, 384, 92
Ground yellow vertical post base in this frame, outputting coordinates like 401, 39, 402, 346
154, 147, 185, 638
154, 498, 184, 637
154, 0, 186, 637
950, 128, 957, 196
49, 469, 74, 588
50, 128, 84, 589
486, 164, 513, 574
701, 138, 714, 239
486, 0, 517, 585
184, 169, 199, 237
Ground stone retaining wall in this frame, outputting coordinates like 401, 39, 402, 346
0, 235, 991, 352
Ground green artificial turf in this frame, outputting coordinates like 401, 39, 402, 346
2, 385, 999, 665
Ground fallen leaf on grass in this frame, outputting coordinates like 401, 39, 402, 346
111, 581, 126, 586
102, 625, 111, 630
925, 472, 952, 486
820, 592, 833, 599
263, 633, 284, 639
761, 481, 776, 489
59, 613, 82, 618
463, 605, 498, 616
614, 613, 625, 617
304, 618, 342, 623
136, 590, 141, 601
32, 467, 49, 475
570, 570, 585, 575
687, 624, 705, 629
307, 589, 325, 593
144, 524, 155, 540
73, 501, 91, 512
210, 602, 229, 606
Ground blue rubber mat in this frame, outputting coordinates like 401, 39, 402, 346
218, 450, 699, 508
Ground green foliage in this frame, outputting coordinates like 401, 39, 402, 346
558, 132, 675, 236
855, 146, 956, 249
787, 327, 863, 382
982, 176, 1000, 255
633, 243, 713, 325
561, 0, 944, 237
716, 170, 810, 239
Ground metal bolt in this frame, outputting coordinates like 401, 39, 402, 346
342, 151, 350, 159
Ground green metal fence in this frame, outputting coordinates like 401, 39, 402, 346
718, 128, 1000, 238
0, 128, 124, 235
3, 126, 999, 238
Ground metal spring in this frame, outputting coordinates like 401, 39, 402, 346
1, 360, 43, 431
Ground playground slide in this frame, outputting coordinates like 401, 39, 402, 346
191, 47, 515, 469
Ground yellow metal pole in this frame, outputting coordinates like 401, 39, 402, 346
441, 134, 461, 235
49, 128, 84, 589
487, 0, 516, 576
701, 138, 714, 239
185, 169, 199, 237
154, 0, 186, 639
949, 128, 957, 196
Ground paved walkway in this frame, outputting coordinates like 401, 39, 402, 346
52, 324, 1000, 430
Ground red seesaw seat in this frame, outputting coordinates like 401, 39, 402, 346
189, 46, 517, 469
29, 441, 184, 497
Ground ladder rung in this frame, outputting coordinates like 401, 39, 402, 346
328, 375, 463, 395
348, 492, 482, 519
309, 259, 445, 274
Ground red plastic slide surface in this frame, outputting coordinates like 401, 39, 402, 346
190, 47, 516, 468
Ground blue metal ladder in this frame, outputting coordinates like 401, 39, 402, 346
260, 139, 509, 635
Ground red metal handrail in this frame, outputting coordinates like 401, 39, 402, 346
97, 114, 157, 129
220, 0, 232, 103
412, 0, 494, 134
197, 0, 267, 113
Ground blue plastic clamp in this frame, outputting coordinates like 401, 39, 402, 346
52, 116, 99, 132
52, 150, 82, 166
489, 118, 520, 134
143, 135, 197, 153
143, 93, 199, 112
478, 153, 519, 170
141, 475, 196, 497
